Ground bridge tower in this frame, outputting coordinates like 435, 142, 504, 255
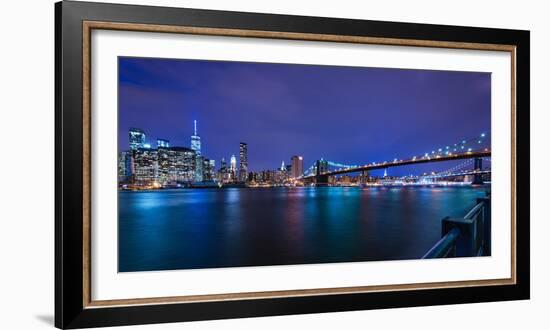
472, 157, 483, 185
360, 170, 369, 184
315, 160, 329, 186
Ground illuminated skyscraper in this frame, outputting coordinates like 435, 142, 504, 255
157, 139, 170, 148
230, 154, 237, 181
133, 148, 158, 184
129, 128, 146, 150
239, 142, 248, 182
190, 120, 203, 181
195, 155, 204, 182
157, 146, 196, 184
207, 159, 216, 181
117, 151, 132, 183
203, 158, 214, 180
291, 155, 303, 178
190, 120, 201, 155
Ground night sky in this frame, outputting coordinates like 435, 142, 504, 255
118, 57, 490, 176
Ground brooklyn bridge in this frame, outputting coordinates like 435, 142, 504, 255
299, 132, 491, 186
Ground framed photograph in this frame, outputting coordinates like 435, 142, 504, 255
55, 1, 530, 328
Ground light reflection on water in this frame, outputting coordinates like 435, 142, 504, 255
119, 185, 489, 272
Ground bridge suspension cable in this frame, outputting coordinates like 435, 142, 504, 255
299, 131, 490, 178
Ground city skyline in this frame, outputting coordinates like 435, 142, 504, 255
120, 121, 304, 186
118, 56, 490, 175
121, 121, 302, 175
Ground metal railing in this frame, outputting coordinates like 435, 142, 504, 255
423, 194, 491, 259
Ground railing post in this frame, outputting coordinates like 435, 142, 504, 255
477, 197, 491, 256
423, 194, 491, 259
442, 216, 476, 257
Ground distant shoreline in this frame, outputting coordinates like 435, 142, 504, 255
118, 182, 491, 192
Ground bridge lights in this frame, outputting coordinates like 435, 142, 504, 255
481, 133, 486, 138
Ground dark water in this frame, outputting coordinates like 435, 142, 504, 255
118, 186, 488, 272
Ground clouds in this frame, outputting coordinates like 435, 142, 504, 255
118, 57, 491, 174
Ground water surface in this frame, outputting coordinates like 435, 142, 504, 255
118, 186, 488, 272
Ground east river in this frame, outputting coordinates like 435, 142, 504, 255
119, 185, 489, 272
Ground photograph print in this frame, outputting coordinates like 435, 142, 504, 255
117, 56, 491, 273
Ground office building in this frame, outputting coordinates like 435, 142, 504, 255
203, 158, 214, 180
291, 155, 304, 178
230, 154, 237, 181
133, 148, 158, 184
129, 128, 146, 150
157, 146, 196, 184
157, 139, 170, 148
195, 155, 204, 182
239, 142, 248, 182
117, 151, 132, 183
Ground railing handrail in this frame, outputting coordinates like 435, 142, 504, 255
423, 195, 490, 259
422, 227, 461, 259
464, 201, 485, 220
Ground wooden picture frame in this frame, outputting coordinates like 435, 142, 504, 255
55, 1, 530, 328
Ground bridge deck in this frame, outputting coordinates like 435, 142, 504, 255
304, 150, 491, 178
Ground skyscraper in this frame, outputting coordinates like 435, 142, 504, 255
218, 157, 229, 183
157, 146, 196, 184
190, 120, 201, 155
156, 138, 170, 148
207, 159, 216, 181
190, 120, 203, 181
133, 148, 158, 184
117, 151, 131, 183
129, 128, 146, 150
230, 154, 237, 181
203, 158, 213, 180
195, 155, 204, 182
239, 142, 248, 182
291, 155, 304, 178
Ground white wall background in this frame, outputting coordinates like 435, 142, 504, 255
0, 0, 546, 329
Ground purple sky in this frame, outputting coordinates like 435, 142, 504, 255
118, 57, 490, 176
